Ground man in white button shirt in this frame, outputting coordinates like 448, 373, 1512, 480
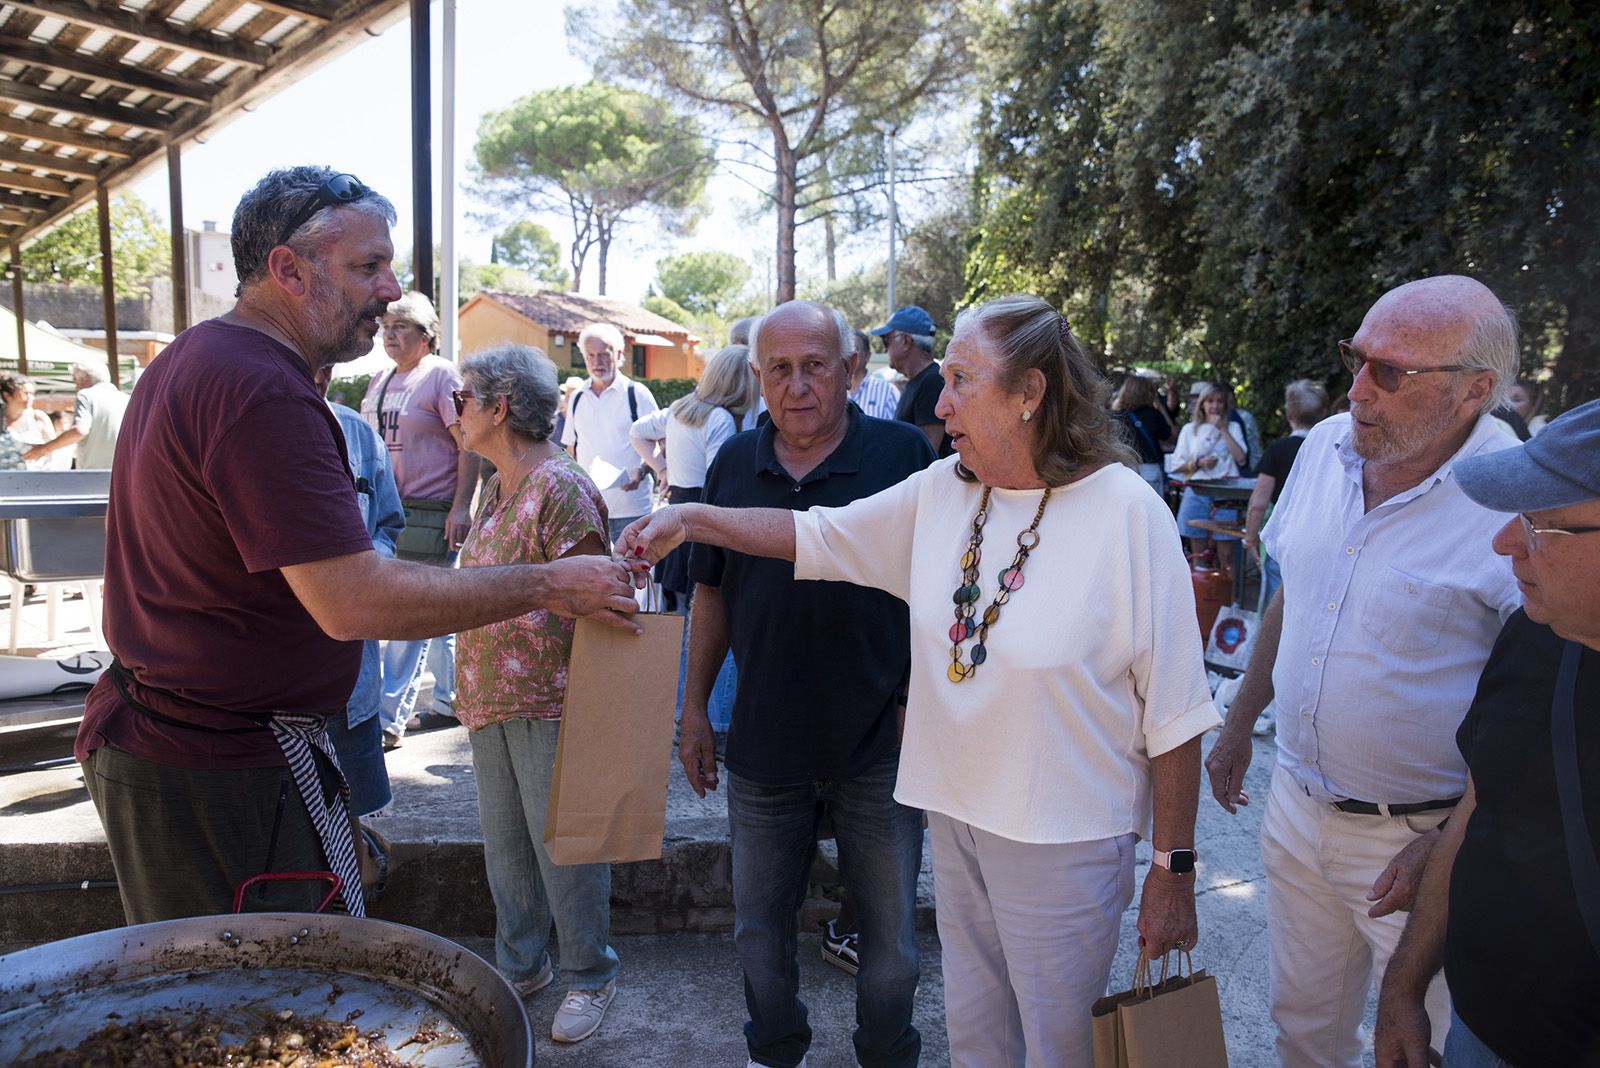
561, 322, 660, 541
1204, 275, 1522, 1068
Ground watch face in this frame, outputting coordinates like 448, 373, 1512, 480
1168, 849, 1197, 875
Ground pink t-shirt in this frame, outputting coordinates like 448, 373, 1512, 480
455, 454, 609, 728
360, 355, 463, 500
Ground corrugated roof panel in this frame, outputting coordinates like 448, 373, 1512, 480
121, 41, 159, 66
213, 4, 261, 36
257, 18, 302, 46
167, 0, 213, 25
29, 16, 68, 43
78, 30, 116, 54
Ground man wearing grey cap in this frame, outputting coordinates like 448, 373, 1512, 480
1376, 398, 1600, 1068
871, 305, 951, 456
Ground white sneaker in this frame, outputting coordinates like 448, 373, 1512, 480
510, 954, 553, 998
551, 978, 615, 1043
748, 1059, 807, 1068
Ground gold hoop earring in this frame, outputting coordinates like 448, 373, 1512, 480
1020, 409, 1032, 423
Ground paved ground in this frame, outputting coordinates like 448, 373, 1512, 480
0, 589, 1387, 1066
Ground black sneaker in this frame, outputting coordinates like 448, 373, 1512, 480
821, 918, 859, 976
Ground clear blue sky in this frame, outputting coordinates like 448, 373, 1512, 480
132, 0, 769, 305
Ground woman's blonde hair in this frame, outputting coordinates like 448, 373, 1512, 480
951, 295, 1135, 485
1191, 382, 1234, 423
672, 345, 760, 429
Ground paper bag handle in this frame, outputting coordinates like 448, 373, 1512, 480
1131, 947, 1195, 995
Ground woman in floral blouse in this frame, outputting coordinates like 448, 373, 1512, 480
455, 344, 620, 1044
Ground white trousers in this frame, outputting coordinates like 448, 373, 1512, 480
929, 811, 1135, 1068
1261, 767, 1452, 1068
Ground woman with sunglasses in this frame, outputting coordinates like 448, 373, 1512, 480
451, 343, 620, 1044
360, 290, 475, 747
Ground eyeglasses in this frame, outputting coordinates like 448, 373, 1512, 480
282, 172, 371, 242
450, 389, 473, 417
1338, 340, 1468, 392
381, 322, 416, 335
1520, 512, 1600, 553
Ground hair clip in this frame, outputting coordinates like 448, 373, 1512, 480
1057, 314, 1072, 345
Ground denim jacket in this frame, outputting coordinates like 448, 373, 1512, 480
331, 402, 405, 727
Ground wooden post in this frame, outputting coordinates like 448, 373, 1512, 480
8, 238, 24, 375
167, 142, 189, 334
410, 0, 433, 301
96, 183, 120, 387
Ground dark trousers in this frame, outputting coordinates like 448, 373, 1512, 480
82, 744, 329, 924
728, 749, 923, 1068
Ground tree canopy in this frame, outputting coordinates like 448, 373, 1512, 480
473, 81, 711, 295
655, 251, 751, 319
20, 194, 169, 298
970, 0, 1600, 418
491, 220, 571, 290
571, 0, 978, 303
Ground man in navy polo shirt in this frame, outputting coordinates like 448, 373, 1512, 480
681, 300, 935, 1068
871, 305, 951, 457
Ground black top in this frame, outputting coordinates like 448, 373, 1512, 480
1447, 611, 1600, 1066
690, 406, 937, 784
894, 361, 953, 457
1255, 433, 1307, 504
1119, 405, 1172, 465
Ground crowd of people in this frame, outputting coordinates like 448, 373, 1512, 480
55, 162, 1597, 1068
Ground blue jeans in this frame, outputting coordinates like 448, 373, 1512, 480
468, 717, 620, 990
727, 750, 923, 1068
1443, 1009, 1512, 1067
378, 633, 456, 732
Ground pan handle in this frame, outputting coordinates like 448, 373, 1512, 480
232, 871, 343, 914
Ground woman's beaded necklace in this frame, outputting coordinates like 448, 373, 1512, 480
948, 485, 1051, 683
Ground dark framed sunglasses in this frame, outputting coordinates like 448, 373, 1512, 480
450, 389, 473, 417
282, 172, 371, 242
1338, 339, 1468, 393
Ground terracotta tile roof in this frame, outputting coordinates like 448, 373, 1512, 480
480, 290, 693, 339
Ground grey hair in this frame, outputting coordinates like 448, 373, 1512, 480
70, 360, 110, 384
231, 166, 396, 294
905, 332, 935, 354
1455, 302, 1519, 412
747, 302, 853, 370
1283, 378, 1329, 427
385, 291, 440, 353
728, 316, 757, 346
460, 344, 561, 442
577, 322, 625, 354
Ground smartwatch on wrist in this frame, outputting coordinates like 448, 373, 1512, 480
1152, 847, 1197, 874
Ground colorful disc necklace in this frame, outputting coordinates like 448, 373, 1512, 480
948, 485, 1051, 683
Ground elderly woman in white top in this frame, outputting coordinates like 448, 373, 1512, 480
622, 295, 1218, 1067
628, 344, 760, 605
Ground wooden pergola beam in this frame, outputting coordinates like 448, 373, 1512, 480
248, 1, 339, 26
0, 79, 177, 132
0, 144, 106, 179
0, 208, 33, 226
0, 191, 57, 214
1, 40, 220, 108
2, 0, 273, 70
0, 171, 76, 198
0, 114, 137, 158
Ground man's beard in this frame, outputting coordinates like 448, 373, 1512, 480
1349, 390, 1463, 464
305, 270, 385, 367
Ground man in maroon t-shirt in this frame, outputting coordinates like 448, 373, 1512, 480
78, 166, 640, 924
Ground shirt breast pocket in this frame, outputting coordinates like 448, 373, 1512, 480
1360, 566, 1452, 653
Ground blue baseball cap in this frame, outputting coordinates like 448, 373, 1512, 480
1456, 398, 1600, 513
869, 305, 937, 337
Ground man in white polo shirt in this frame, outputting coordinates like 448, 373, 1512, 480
1204, 275, 1522, 1068
561, 322, 660, 540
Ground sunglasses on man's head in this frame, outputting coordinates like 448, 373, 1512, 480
1338, 339, 1469, 393
282, 172, 371, 242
